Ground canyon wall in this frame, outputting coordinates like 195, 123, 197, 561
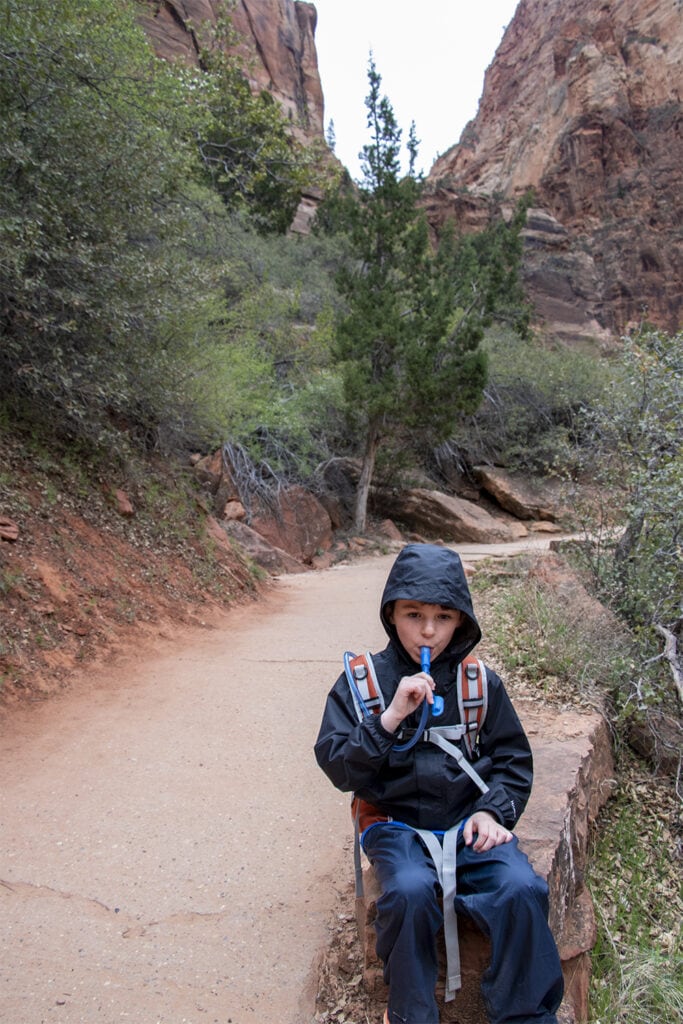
137, 0, 324, 140
138, 1, 681, 342
426, 0, 682, 342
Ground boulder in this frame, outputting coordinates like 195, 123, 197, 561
250, 485, 333, 563
222, 499, 246, 522
375, 519, 404, 543
529, 520, 564, 533
194, 449, 243, 515
113, 489, 134, 517
194, 450, 332, 563
356, 706, 614, 1024
627, 712, 682, 777
193, 449, 228, 495
371, 487, 529, 544
220, 520, 305, 575
474, 466, 562, 522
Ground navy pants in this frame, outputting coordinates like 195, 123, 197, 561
362, 823, 564, 1024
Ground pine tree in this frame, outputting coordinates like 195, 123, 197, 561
325, 58, 528, 532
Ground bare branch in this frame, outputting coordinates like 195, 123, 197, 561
654, 622, 683, 706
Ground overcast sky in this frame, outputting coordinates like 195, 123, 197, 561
311, 0, 519, 178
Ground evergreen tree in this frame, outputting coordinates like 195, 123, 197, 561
324, 58, 529, 532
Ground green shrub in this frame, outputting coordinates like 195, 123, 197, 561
587, 782, 683, 1024
476, 563, 631, 706
446, 328, 613, 474
0, 0, 220, 448
177, 217, 348, 474
193, 4, 322, 235
571, 330, 682, 719
0, 0, 332, 457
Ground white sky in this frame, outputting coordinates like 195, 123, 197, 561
312, 0, 520, 178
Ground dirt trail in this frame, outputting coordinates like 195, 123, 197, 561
0, 538, 556, 1024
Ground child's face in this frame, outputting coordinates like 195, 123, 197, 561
388, 599, 463, 665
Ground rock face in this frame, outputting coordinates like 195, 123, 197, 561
426, 0, 682, 342
137, 0, 324, 138
319, 459, 563, 543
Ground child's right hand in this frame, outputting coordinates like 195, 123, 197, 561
380, 671, 434, 734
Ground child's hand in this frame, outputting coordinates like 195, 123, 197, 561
463, 811, 513, 852
380, 671, 434, 734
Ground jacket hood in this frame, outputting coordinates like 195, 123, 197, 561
380, 543, 481, 664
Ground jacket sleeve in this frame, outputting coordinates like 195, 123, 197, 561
469, 669, 534, 829
314, 672, 397, 793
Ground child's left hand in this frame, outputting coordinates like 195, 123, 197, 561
463, 811, 513, 852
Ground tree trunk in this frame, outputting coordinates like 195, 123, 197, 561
353, 424, 380, 534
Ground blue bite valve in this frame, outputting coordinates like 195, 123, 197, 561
420, 646, 443, 717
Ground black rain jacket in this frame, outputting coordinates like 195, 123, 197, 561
314, 543, 533, 831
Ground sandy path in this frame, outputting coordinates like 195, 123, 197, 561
0, 538, 556, 1024
0, 555, 395, 1024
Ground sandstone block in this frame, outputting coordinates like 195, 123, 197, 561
474, 466, 562, 522
220, 520, 305, 575
372, 487, 529, 544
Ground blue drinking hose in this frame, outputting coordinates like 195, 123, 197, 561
422, 646, 444, 717
392, 646, 442, 752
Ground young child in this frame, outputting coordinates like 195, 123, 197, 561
314, 543, 564, 1024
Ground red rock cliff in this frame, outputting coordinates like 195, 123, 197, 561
138, 0, 324, 138
426, 0, 682, 342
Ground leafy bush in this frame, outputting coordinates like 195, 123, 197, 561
0, 0, 329, 457
572, 330, 682, 718
476, 561, 631, 707
474, 561, 681, 1024
194, 8, 319, 234
0, 0, 221, 448
444, 327, 613, 474
175, 215, 348, 474
587, 780, 683, 1024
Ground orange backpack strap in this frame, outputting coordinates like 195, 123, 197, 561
344, 651, 386, 719
343, 651, 391, 898
456, 655, 488, 758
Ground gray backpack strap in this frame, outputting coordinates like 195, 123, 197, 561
413, 824, 463, 1000
353, 800, 364, 899
424, 727, 490, 795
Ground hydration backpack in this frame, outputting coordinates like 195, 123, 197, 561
344, 650, 489, 760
